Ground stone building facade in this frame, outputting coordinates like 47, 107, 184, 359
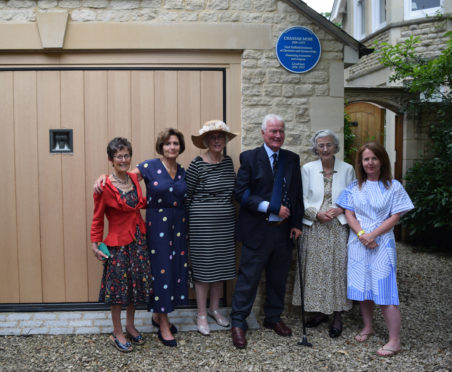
0, 0, 364, 331
332, 0, 452, 172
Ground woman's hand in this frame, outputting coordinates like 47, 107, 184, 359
359, 232, 378, 249
93, 174, 108, 194
91, 242, 108, 261
316, 211, 333, 223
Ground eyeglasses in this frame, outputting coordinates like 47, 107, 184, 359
114, 154, 131, 160
317, 143, 334, 149
208, 134, 226, 141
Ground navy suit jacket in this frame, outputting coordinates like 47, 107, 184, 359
234, 145, 304, 249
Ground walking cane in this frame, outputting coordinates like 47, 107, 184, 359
293, 235, 312, 347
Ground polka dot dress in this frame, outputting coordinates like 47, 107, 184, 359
137, 158, 189, 313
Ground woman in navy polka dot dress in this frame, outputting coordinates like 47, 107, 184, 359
137, 128, 189, 347
94, 128, 188, 347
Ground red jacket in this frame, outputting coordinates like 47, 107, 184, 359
90, 172, 146, 246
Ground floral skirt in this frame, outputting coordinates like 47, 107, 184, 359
99, 227, 152, 306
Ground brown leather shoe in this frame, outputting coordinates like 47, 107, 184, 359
231, 327, 247, 349
263, 320, 292, 337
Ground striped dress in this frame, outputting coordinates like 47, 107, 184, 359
185, 155, 236, 283
336, 179, 414, 305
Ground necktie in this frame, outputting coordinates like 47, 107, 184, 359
272, 153, 278, 176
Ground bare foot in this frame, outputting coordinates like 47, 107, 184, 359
355, 329, 374, 342
377, 343, 401, 357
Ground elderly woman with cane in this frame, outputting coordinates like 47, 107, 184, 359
292, 129, 355, 338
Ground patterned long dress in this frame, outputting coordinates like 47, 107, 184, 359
185, 155, 236, 283
292, 176, 352, 314
99, 184, 152, 306
137, 158, 189, 313
336, 179, 414, 305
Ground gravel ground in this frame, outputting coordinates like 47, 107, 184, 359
0, 243, 450, 372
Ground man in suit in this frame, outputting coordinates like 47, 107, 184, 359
230, 114, 304, 349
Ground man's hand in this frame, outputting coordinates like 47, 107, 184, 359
278, 205, 290, 219
93, 174, 108, 194
290, 228, 302, 240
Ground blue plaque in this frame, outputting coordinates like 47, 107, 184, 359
276, 27, 321, 73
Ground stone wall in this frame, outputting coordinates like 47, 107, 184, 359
347, 17, 449, 84
0, 0, 344, 164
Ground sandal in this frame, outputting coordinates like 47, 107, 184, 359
109, 333, 133, 353
126, 329, 146, 346
355, 331, 374, 342
377, 346, 401, 357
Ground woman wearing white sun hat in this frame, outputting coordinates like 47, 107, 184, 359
186, 120, 238, 336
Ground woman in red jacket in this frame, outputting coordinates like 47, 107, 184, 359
91, 137, 152, 353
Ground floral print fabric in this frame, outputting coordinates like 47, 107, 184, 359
99, 186, 152, 305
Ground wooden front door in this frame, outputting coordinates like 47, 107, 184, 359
0, 68, 224, 304
345, 102, 385, 165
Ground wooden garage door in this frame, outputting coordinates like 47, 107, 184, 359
0, 68, 224, 304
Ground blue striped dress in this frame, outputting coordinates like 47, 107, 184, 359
336, 179, 414, 305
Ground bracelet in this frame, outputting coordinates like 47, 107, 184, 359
357, 230, 366, 237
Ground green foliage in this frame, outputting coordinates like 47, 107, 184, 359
376, 32, 452, 105
375, 32, 452, 251
343, 110, 356, 165
401, 121, 452, 251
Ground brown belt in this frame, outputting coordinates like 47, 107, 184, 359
266, 218, 288, 226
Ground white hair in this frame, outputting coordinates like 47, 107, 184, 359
261, 114, 284, 131
311, 129, 340, 154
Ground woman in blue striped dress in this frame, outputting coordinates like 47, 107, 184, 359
336, 142, 414, 357
186, 120, 237, 336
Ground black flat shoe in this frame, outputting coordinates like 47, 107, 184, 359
152, 317, 178, 334
157, 330, 177, 347
329, 322, 343, 338
305, 314, 329, 328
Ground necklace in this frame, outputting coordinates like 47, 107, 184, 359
207, 151, 222, 164
321, 170, 336, 177
112, 173, 129, 184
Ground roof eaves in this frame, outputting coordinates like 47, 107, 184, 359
281, 0, 373, 58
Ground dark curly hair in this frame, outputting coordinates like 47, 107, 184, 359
106, 137, 132, 161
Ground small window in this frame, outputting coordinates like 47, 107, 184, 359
404, 0, 442, 19
354, 0, 366, 40
372, 0, 387, 32
50, 129, 73, 153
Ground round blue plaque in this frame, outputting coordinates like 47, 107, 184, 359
276, 27, 321, 73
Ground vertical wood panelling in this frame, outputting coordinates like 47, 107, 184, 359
226, 64, 241, 172
200, 71, 223, 124
154, 71, 178, 135
108, 71, 131, 139
0, 72, 20, 303
178, 71, 201, 168
37, 71, 66, 302
61, 71, 88, 302
14, 71, 42, 302
2, 66, 231, 305
84, 71, 109, 302
131, 71, 156, 168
